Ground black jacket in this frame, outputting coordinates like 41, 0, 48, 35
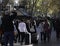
2, 15, 14, 32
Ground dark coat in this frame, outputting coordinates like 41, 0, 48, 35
54, 19, 60, 31
2, 15, 14, 32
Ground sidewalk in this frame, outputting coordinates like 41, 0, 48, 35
0, 28, 60, 46
38, 30, 60, 46
0, 43, 33, 46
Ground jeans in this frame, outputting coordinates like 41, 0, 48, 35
40, 32, 44, 41
44, 32, 50, 42
20, 32, 25, 43
4, 32, 14, 46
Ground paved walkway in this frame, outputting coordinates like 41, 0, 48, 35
38, 30, 60, 46
0, 28, 60, 46
0, 43, 33, 46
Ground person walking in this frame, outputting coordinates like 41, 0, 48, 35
39, 21, 44, 41
2, 11, 17, 46
43, 19, 51, 42
36, 20, 44, 42
18, 20, 28, 45
53, 18, 60, 40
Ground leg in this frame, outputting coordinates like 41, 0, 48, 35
47, 33, 50, 42
18, 32, 20, 42
25, 34, 29, 45
40, 32, 43, 41
14, 34, 18, 43
44, 32, 46, 42
21, 32, 25, 44
4, 32, 9, 46
14, 36, 16, 43
9, 32, 14, 46
56, 31, 59, 40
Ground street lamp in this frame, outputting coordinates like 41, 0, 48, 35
14, 0, 19, 6
15, 0, 19, 4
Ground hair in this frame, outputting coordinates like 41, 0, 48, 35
10, 11, 17, 20
12, 11, 17, 17
20, 19, 23, 22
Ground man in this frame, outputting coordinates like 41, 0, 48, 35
43, 19, 50, 42
2, 11, 17, 46
53, 18, 60, 40
39, 21, 44, 41
18, 20, 28, 45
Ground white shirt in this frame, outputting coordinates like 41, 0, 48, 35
18, 22, 27, 32
36, 22, 44, 40
39, 22, 44, 32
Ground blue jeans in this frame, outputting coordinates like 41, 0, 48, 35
4, 32, 14, 46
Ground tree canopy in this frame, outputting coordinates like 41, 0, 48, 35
1, 0, 60, 17
26, 0, 60, 16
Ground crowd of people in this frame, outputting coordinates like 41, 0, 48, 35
36, 17, 60, 42
0, 11, 37, 46
0, 10, 60, 46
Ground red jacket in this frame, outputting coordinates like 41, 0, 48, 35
44, 21, 50, 32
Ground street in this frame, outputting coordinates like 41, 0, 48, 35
0, 30, 60, 46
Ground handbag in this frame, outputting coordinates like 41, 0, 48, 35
30, 26, 35, 32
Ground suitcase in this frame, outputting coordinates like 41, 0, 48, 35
31, 33, 38, 43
